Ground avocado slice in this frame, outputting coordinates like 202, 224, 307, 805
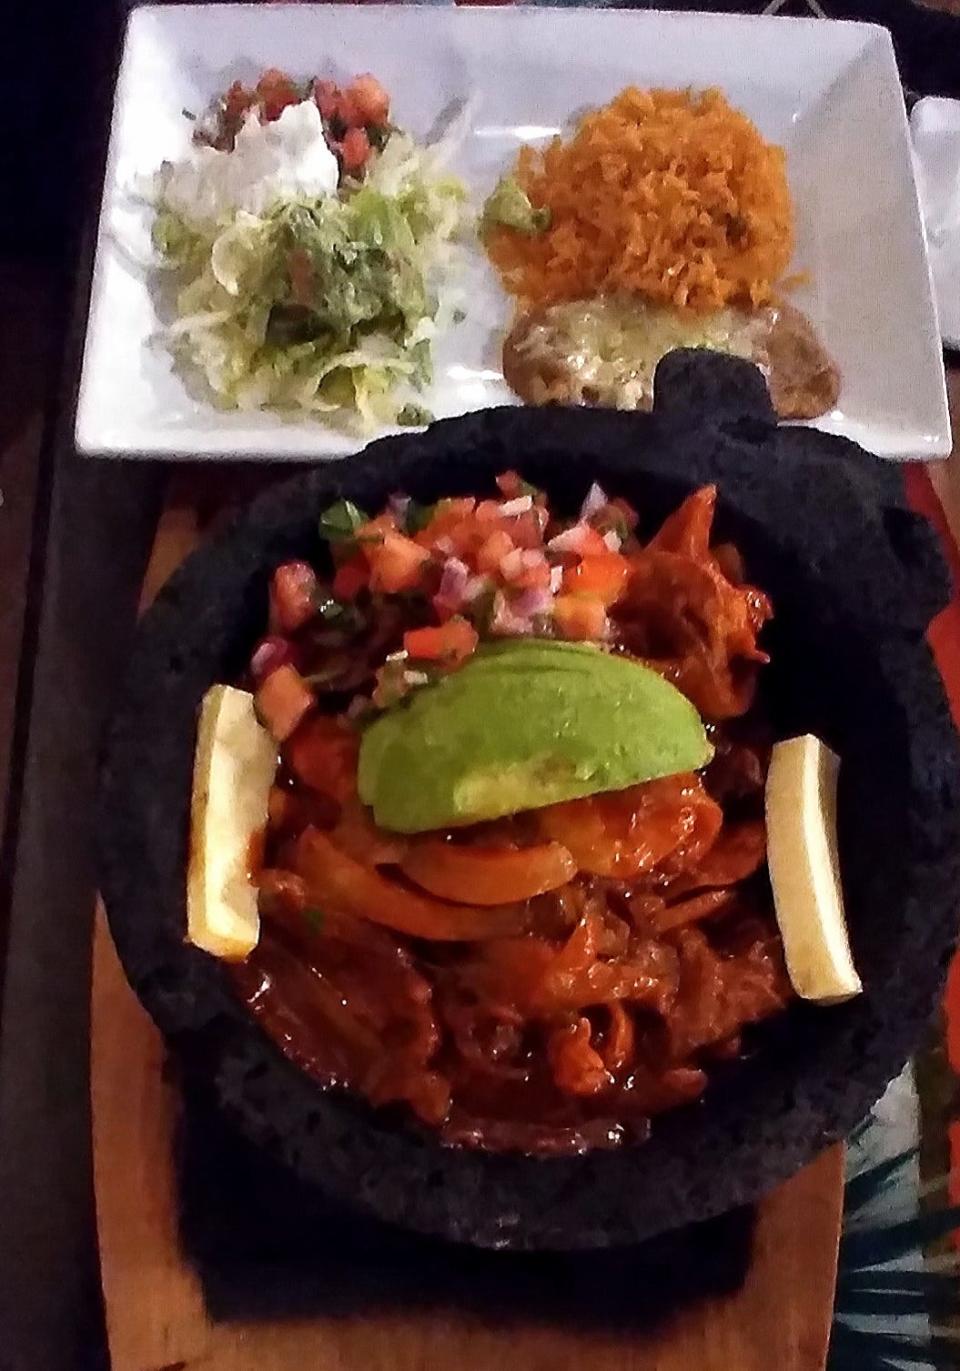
358, 641, 712, 833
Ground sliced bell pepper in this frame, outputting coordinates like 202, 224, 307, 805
294, 828, 530, 941
400, 839, 576, 905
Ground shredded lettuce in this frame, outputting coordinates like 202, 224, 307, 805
153, 132, 465, 428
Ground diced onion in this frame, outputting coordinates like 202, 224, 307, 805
580, 482, 608, 520
437, 557, 470, 601
548, 524, 593, 555
499, 495, 533, 516
464, 574, 492, 602
499, 548, 526, 581
511, 586, 554, 618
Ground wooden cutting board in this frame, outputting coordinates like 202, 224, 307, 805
91, 484, 844, 1371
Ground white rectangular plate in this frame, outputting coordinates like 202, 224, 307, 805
911, 97, 960, 353
76, 3, 951, 461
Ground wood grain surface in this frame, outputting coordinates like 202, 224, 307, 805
91, 493, 845, 1371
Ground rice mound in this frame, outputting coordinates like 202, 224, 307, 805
486, 87, 795, 314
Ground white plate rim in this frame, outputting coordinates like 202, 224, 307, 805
74, 2, 952, 463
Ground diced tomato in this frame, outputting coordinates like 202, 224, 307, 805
286, 713, 359, 804
271, 561, 318, 632
255, 663, 314, 743
224, 80, 256, 124
417, 498, 477, 548
332, 88, 362, 128
495, 470, 528, 499
345, 73, 390, 127
552, 594, 608, 641
561, 552, 629, 607
477, 529, 515, 574
340, 125, 371, 174
512, 550, 552, 591
256, 68, 302, 121
355, 511, 397, 542
419, 519, 480, 564
501, 509, 544, 550
367, 531, 431, 594
312, 78, 341, 120
403, 616, 478, 666
474, 499, 504, 528
457, 520, 489, 560
332, 553, 369, 601
354, 512, 397, 572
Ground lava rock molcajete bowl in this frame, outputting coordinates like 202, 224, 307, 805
98, 353, 960, 1251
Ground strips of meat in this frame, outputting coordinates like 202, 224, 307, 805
228, 480, 789, 1155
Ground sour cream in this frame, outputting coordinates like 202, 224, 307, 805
159, 100, 339, 226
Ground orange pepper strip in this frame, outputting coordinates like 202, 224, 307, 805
400, 839, 576, 906
293, 828, 530, 941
